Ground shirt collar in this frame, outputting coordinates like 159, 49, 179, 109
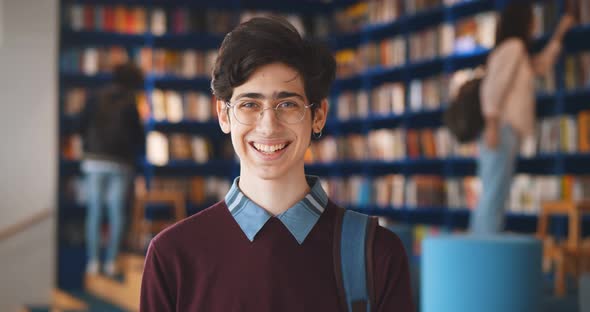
224, 175, 328, 244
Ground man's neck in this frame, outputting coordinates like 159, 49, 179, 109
238, 170, 310, 216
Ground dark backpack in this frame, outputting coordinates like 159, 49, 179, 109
443, 77, 485, 143
444, 49, 523, 143
83, 87, 141, 162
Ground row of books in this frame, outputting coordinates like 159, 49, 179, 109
335, 56, 588, 122
62, 175, 231, 208
337, 0, 442, 30
151, 89, 216, 123
321, 174, 478, 209
309, 111, 590, 163
61, 46, 132, 76
62, 88, 150, 120
323, 173, 590, 214
334, 12, 496, 77
335, 0, 565, 37
564, 52, 590, 90
62, 131, 234, 165
146, 132, 234, 166
65, 4, 334, 38
65, 4, 236, 35
357, 36, 406, 71
336, 75, 451, 120
136, 176, 231, 206
537, 112, 590, 154
508, 174, 590, 213
309, 127, 476, 162
60, 47, 218, 78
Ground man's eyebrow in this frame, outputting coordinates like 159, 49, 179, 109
234, 92, 265, 100
275, 91, 305, 101
234, 91, 305, 101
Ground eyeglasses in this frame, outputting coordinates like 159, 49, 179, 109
225, 100, 314, 125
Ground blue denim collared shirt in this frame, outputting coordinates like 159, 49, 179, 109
224, 175, 329, 244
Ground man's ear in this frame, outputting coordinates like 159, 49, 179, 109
216, 99, 231, 134
312, 99, 328, 132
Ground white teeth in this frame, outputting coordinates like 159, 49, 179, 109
253, 143, 286, 153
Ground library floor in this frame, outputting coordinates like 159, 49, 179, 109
24, 253, 582, 312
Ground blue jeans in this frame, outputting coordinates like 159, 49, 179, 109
85, 168, 131, 263
469, 125, 519, 234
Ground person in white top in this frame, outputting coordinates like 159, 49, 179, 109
471, 2, 575, 234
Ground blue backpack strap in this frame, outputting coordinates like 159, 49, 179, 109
337, 209, 377, 312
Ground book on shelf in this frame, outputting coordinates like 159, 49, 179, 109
145, 176, 230, 205
147, 131, 234, 166
61, 135, 82, 160
409, 75, 449, 111
564, 52, 590, 90
532, 1, 559, 38
580, 111, 590, 153
335, 49, 359, 79
454, 11, 498, 55
66, 4, 148, 34
367, 128, 407, 161
151, 89, 214, 123
62, 176, 87, 205
409, 26, 442, 62
359, 36, 407, 70
169, 134, 194, 160
336, 90, 370, 120
333, 2, 368, 34
572, 0, 590, 24
404, 0, 441, 15
372, 82, 405, 115
147, 131, 169, 166
535, 113, 590, 155
152, 49, 215, 78
367, 0, 403, 25
63, 88, 87, 116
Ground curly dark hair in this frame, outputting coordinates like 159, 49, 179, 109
210, 16, 336, 117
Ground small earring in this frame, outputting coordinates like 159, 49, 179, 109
312, 129, 323, 139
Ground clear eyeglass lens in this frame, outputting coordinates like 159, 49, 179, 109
232, 101, 308, 125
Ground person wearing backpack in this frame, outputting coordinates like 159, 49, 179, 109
79, 62, 145, 276
470, 3, 575, 234
139, 16, 414, 312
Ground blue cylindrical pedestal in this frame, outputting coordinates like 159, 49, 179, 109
422, 234, 542, 312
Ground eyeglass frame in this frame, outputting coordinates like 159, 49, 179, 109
224, 100, 315, 125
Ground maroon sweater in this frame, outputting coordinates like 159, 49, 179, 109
140, 200, 414, 311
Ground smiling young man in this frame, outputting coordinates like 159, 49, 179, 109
140, 16, 414, 312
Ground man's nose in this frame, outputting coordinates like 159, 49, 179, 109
256, 107, 281, 129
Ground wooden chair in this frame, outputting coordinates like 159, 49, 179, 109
131, 190, 186, 250
536, 200, 590, 296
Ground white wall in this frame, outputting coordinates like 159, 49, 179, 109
0, 0, 57, 310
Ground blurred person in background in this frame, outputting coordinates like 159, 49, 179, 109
79, 62, 145, 276
471, 2, 575, 234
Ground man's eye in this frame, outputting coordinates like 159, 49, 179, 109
238, 102, 259, 109
278, 101, 300, 109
